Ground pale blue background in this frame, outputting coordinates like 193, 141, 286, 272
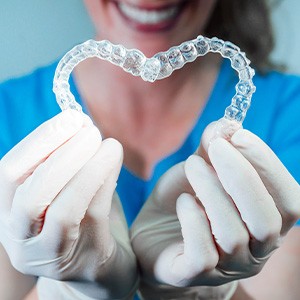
0, 0, 299, 81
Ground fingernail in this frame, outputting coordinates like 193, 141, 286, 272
60, 109, 84, 129
177, 193, 197, 210
209, 118, 242, 146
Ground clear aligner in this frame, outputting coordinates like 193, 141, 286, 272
53, 36, 255, 124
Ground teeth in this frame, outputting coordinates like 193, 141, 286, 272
119, 3, 179, 25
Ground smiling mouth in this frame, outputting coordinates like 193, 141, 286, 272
114, 1, 188, 32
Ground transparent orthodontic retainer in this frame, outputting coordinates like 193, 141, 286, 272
53, 36, 256, 124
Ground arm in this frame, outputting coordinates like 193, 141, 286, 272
24, 286, 38, 300
234, 227, 300, 300
0, 244, 37, 300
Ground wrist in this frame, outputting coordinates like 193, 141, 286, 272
230, 282, 254, 300
37, 277, 139, 300
36, 244, 139, 300
138, 280, 238, 300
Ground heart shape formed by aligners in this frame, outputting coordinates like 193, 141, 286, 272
53, 36, 256, 124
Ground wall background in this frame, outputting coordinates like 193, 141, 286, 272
0, 0, 299, 82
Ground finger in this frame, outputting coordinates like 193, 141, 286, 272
231, 129, 300, 234
9, 125, 101, 239
155, 193, 218, 287
208, 138, 282, 258
185, 155, 250, 267
86, 138, 123, 218
151, 163, 194, 214
196, 118, 241, 163
84, 139, 124, 250
109, 193, 131, 249
0, 110, 85, 215
41, 138, 122, 253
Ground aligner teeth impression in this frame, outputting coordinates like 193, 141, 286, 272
54, 36, 255, 124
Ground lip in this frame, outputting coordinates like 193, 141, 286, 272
112, 1, 189, 33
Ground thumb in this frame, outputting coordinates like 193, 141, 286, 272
196, 118, 241, 163
0, 110, 84, 217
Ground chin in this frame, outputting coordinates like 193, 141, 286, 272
102, 1, 210, 51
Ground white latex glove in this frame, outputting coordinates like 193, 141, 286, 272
131, 119, 300, 299
0, 110, 138, 300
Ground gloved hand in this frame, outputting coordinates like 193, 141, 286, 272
0, 110, 138, 300
131, 119, 300, 299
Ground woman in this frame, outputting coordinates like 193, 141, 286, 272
0, 0, 299, 299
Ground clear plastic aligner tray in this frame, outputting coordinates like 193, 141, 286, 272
53, 36, 256, 124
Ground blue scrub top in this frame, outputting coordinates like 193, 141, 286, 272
0, 60, 300, 226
